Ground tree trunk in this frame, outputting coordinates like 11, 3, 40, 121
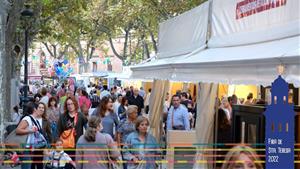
150, 31, 157, 53
52, 44, 57, 58
108, 37, 123, 61
58, 44, 69, 59
43, 42, 55, 58
144, 41, 150, 59
123, 27, 130, 59
0, 0, 13, 145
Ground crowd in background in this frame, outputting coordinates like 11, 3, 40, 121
7, 80, 266, 169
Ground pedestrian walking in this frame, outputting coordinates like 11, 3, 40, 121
123, 116, 160, 169
47, 97, 60, 140
78, 89, 91, 118
16, 102, 40, 169
57, 96, 88, 162
127, 88, 144, 116
117, 105, 138, 169
31, 102, 52, 169
118, 96, 128, 121
167, 94, 190, 130
76, 116, 121, 169
92, 96, 119, 139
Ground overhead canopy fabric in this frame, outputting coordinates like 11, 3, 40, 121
209, 0, 300, 47
130, 0, 300, 87
131, 36, 300, 87
157, 1, 209, 59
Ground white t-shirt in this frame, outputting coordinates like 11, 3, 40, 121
36, 118, 43, 127
40, 96, 49, 105
145, 93, 151, 106
113, 101, 120, 114
100, 90, 111, 99
12, 112, 20, 123
22, 116, 36, 144
87, 87, 92, 95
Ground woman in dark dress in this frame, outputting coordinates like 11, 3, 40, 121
217, 97, 232, 167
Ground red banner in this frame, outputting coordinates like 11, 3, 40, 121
236, 0, 287, 19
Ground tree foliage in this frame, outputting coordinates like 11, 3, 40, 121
35, 0, 207, 65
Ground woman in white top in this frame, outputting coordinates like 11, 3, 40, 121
31, 102, 52, 169
16, 102, 39, 169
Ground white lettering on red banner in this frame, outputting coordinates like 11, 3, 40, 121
236, 0, 287, 19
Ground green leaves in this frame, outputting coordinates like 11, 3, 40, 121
34, 0, 206, 63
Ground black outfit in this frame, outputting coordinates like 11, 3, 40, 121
216, 108, 232, 167
57, 112, 87, 161
180, 100, 190, 108
90, 94, 100, 108
217, 108, 232, 143
127, 95, 144, 115
145, 105, 150, 114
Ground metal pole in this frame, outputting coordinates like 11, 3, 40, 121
23, 28, 28, 105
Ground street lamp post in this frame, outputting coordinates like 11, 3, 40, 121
21, 5, 33, 106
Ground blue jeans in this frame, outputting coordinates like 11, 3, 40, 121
51, 122, 58, 140
20, 149, 31, 169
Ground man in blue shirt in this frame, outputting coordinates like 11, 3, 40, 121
167, 95, 190, 130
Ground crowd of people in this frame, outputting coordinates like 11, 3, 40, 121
8, 80, 265, 169
12, 81, 166, 169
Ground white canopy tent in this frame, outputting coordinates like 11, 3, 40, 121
131, 0, 300, 168
131, 35, 300, 87
130, 1, 300, 168
131, 0, 300, 87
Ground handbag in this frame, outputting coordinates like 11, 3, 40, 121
28, 116, 48, 149
28, 131, 47, 148
60, 128, 76, 148
4, 129, 28, 149
60, 113, 78, 148
104, 134, 123, 169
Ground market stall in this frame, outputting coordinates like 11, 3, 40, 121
130, 0, 300, 168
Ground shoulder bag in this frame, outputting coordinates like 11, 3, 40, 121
5, 115, 34, 149
28, 116, 48, 149
60, 113, 78, 148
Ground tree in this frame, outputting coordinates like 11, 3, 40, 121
37, 0, 108, 72
36, 0, 207, 67
95, 0, 207, 65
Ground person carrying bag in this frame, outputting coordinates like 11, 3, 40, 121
59, 113, 77, 149
15, 102, 42, 169
58, 96, 88, 163
27, 116, 48, 149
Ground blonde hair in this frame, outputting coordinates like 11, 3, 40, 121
126, 105, 138, 116
221, 145, 263, 169
135, 116, 149, 132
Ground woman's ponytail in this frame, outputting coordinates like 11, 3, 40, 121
84, 116, 102, 142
